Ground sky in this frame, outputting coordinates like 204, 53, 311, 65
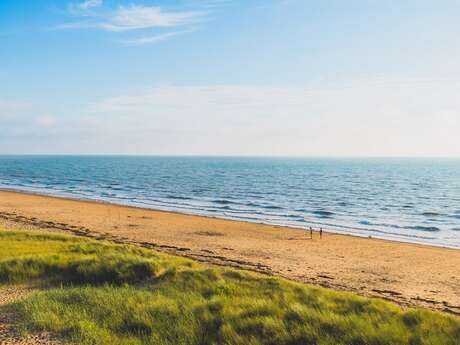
1, 0, 460, 157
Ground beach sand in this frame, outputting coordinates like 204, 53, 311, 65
0, 190, 459, 315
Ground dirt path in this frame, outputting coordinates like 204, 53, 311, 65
0, 287, 63, 345
1, 190, 460, 317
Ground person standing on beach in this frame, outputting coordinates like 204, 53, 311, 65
310, 227, 313, 239
320, 228, 323, 239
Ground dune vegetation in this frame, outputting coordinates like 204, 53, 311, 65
1, 229, 459, 345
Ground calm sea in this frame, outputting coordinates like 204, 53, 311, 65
1, 156, 459, 248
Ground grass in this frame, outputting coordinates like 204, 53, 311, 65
0, 230, 187, 285
1, 229, 460, 345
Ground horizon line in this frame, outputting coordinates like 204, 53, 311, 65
1, 154, 459, 159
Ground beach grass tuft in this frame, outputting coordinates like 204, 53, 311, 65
1, 229, 459, 345
0, 231, 188, 285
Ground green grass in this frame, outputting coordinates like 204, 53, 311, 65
1, 229, 459, 345
0, 231, 188, 285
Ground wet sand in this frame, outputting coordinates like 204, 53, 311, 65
0, 190, 459, 315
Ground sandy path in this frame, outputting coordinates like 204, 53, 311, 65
1, 190, 459, 316
0, 287, 62, 345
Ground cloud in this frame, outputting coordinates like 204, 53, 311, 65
56, 2, 211, 46
0, 100, 30, 119
91, 85, 308, 114
78, 0, 103, 10
84, 80, 460, 156
67, 0, 103, 16
4, 79, 460, 156
59, 4, 206, 32
100, 6, 205, 32
121, 30, 189, 46
35, 115, 57, 128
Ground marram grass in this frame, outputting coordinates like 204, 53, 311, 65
1, 230, 459, 345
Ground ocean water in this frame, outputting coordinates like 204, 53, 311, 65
0, 155, 459, 248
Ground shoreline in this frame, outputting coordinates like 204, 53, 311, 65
1, 189, 460, 315
0, 187, 457, 250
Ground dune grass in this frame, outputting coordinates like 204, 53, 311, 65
1, 229, 459, 345
0, 230, 188, 285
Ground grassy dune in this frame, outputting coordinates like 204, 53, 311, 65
1, 230, 459, 345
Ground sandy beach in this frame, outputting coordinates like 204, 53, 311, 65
1, 190, 459, 315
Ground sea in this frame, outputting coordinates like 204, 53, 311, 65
0, 155, 459, 248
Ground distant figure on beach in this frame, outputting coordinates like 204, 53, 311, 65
310, 227, 313, 239
320, 228, 323, 239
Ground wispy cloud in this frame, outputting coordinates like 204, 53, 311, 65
60, 5, 206, 32
100, 5, 205, 32
67, 0, 103, 16
78, 0, 103, 10
35, 115, 57, 128
121, 31, 188, 46
83, 80, 460, 156
0, 100, 30, 118
57, 2, 210, 45
0, 100, 57, 135
4, 79, 460, 155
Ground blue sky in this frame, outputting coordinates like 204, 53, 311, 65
1, 0, 460, 156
